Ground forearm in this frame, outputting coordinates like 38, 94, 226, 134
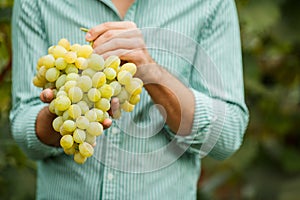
136, 63, 195, 136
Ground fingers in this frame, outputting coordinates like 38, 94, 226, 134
86, 21, 137, 41
40, 88, 54, 103
102, 118, 112, 129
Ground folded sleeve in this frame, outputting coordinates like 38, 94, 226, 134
10, 0, 63, 160
164, 0, 249, 160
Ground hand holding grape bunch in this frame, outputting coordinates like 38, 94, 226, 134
33, 37, 143, 164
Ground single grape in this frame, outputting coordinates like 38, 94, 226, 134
55, 74, 67, 89
62, 110, 71, 121
58, 38, 71, 50
76, 75, 92, 92
66, 73, 79, 81
109, 81, 122, 96
92, 108, 104, 122
73, 129, 86, 144
129, 94, 140, 105
85, 109, 97, 122
62, 120, 76, 132
125, 79, 142, 96
77, 45, 93, 58
103, 67, 117, 80
85, 134, 96, 145
64, 143, 77, 155
43, 54, 55, 68
48, 100, 56, 114
54, 95, 71, 111
77, 101, 89, 114
87, 88, 101, 102
92, 72, 106, 88
74, 152, 87, 164
104, 55, 120, 70
119, 62, 137, 76
48, 46, 55, 55
95, 98, 110, 112
32, 76, 45, 88
68, 86, 83, 103
52, 116, 64, 132
45, 67, 60, 82
82, 68, 96, 78
60, 135, 74, 149
55, 57, 67, 70
79, 142, 94, 157
38, 66, 47, 77
53, 45, 67, 59
99, 84, 114, 99
87, 54, 105, 71
65, 63, 79, 74
76, 116, 90, 129
70, 43, 81, 52
64, 51, 77, 64
117, 88, 129, 104
121, 100, 135, 112
75, 57, 88, 70
68, 104, 82, 119
64, 80, 77, 92
117, 70, 132, 85
86, 122, 103, 136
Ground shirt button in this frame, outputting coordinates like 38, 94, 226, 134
111, 127, 119, 134
107, 173, 114, 180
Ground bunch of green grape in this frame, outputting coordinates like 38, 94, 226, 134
33, 38, 143, 164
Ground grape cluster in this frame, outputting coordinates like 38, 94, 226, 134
33, 38, 143, 164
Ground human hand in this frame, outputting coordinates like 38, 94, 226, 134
85, 21, 155, 67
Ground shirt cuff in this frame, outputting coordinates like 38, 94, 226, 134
163, 89, 213, 155
12, 104, 63, 160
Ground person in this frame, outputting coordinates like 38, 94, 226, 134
10, 0, 249, 199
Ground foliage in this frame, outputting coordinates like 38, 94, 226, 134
0, 0, 299, 199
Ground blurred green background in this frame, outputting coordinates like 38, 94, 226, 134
0, 0, 299, 199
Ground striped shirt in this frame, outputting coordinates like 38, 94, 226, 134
10, 0, 249, 199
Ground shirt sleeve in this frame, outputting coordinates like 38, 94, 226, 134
164, 0, 249, 160
10, 0, 63, 160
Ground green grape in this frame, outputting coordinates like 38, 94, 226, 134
68, 104, 82, 119
86, 122, 103, 136
117, 70, 132, 85
53, 45, 67, 59
43, 54, 55, 68
65, 63, 79, 74
58, 38, 71, 50
99, 84, 114, 99
82, 94, 95, 109
87, 54, 105, 71
129, 94, 140, 105
103, 67, 116, 80
64, 80, 77, 92
60, 135, 74, 149
79, 142, 94, 157
85, 134, 96, 145
125, 79, 142, 96
64, 143, 76, 155
60, 126, 72, 136
75, 57, 88, 70
132, 77, 143, 86
95, 98, 110, 112
77, 45, 93, 58
66, 73, 79, 81
70, 43, 81, 53
121, 100, 135, 112
55, 74, 67, 89
103, 111, 109, 120
76, 75, 92, 92
85, 109, 97, 122
92, 108, 104, 122
62, 120, 76, 132
82, 68, 96, 78
87, 88, 101, 102
32, 76, 45, 88
76, 116, 90, 129
45, 67, 60, 82
62, 110, 71, 121
117, 88, 129, 104
109, 81, 122, 96
38, 66, 47, 77
104, 55, 120, 70
55, 108, 64, 116
48, 46, 55, 55
73, 129, 86, 144
52, 116, 64, 132
77, 101, 89, 114
56, 90, 67, 97
48, 100, 56, 114
64, 51, 77, 64
120, 62, 137, 76
55, 57, 67, 70
92, 72, 106, 88
74, 152, 87, 164
68, 86, 83, 103
54, 95, 71, 111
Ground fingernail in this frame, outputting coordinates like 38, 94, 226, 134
85, 33, 91, 40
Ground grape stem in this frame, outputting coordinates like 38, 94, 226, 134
80, 27, 94, 47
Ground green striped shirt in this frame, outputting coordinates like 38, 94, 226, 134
10, 0, 249, 199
